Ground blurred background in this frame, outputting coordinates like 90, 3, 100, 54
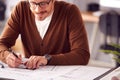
0, 0, 120, 68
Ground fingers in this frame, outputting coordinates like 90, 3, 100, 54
6, 53, 22, 68
17, 54, 22, 59
111, 76, 119, 80
25, 56, 47, 69
25, 56, 37, 69
6, 54, 48, 69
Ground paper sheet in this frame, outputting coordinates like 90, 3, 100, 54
100, 67, 120, 80
0, 61, 109, 80
0, 66, 67, 80
54, 66, 109, 80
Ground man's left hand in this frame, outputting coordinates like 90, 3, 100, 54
24, 56, 47, 69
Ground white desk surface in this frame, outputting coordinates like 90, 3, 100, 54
0, 62, 110, 80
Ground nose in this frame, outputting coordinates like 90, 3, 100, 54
34, 6, 41, 12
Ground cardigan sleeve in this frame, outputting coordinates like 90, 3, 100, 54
0, 2, 21, 63
49, 4, 90, 65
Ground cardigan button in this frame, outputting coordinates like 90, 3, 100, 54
41, 43, 43, 46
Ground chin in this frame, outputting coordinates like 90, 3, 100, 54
35, 17, 45, 21
35, 12, 49, 21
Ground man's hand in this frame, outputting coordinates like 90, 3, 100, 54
6, 51, 22, 68
25, 56, 47, 69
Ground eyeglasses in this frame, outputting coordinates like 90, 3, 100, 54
29, 0, 52, 9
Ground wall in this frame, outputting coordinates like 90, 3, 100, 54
5, 0, 20, 18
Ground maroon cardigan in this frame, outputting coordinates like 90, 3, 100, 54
0, 1, 90, 65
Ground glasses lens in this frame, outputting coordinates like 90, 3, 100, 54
29, 2, 36, 9
40, 2, 48, 8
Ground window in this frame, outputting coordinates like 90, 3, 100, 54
100, 0, 120, 8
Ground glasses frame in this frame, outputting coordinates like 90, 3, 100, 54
29, 0, 52, 9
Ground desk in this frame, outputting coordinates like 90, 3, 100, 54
0, 63, 110, 80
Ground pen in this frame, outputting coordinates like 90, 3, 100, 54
8, 49, 18, 58
12, 51, 18, 58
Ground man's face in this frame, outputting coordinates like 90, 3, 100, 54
28, 0, 55, 20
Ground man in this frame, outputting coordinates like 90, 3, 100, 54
0, 0, 90, 69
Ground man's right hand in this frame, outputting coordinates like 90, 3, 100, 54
5, 51, 22, 68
